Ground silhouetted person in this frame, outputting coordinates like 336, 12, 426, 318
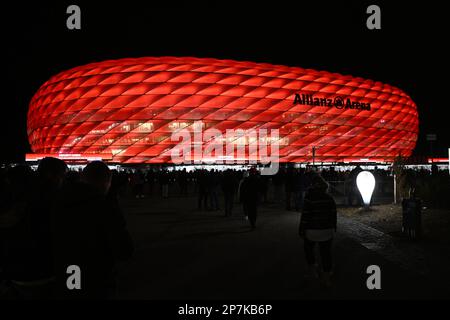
272, 168, 285, 204
159, 170, 169, 198
285, 167, 296, 210
431, 164, 438, 176
299, 173, 337, 287
239, 168, 261, 229
197, 170, 209, 210
53, 161, 133, 299
295, 168, 310, 211
131, 170, 145, 198
145, 170, 155, 197
209, 170, 220, 211
238, 171, 249, 219
292, 169, 302, 211
402, 187, 422, 239
65, 170, 81, 185
222, 170, 238, 217
178, 169, 188, 196
2, 158, 67, 299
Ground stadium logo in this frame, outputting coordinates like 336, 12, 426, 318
294, 93, 371, 111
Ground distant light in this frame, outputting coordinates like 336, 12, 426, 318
356, 171, 376, 207
427, 157, 449, 163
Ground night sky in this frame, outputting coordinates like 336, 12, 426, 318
3, 1, 449, 163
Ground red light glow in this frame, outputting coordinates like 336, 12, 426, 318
27, 57, 419, 164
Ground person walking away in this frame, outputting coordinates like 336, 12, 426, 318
131, 170, 145, 198
272, 169, 284, 204
145, 170, 155, 197
296, 168, 310, 211
285, 167, 295, 210
299, 173, 337, 287
159, 170, 170, 199
208, 170, 220, 211
197, 170, 209, 210
178, 169, 188, 196
52, 161, 133, 299
222, 170, 238, 217
238, 171, 249, 219
239, 168, 261, 229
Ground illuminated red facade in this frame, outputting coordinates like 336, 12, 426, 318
27, 57, 419, 163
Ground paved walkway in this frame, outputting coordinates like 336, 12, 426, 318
116, 196, 450, 299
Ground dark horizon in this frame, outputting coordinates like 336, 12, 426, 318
3, 1, 449, 163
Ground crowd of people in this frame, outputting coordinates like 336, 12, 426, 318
0, 158, 134, 299
107, 165, 395, 210
1, 159, 448, 298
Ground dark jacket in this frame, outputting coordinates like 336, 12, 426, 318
52, 181, 133, 298
239, 175, 261, 204
222, 172, 238, 194
299, 189, 337, 233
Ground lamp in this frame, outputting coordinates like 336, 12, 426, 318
356, 171, 376, 208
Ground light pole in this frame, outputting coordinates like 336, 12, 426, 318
426, 133, 437, 162
312, 146, 316, 166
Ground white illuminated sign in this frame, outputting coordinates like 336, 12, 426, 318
356, 171, 376, 207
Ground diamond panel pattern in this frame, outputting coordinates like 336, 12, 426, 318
27, 57, 419, 163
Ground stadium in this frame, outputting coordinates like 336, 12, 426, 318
26, 57, 419, 165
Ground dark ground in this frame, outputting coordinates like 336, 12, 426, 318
114, 194, 450, 299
